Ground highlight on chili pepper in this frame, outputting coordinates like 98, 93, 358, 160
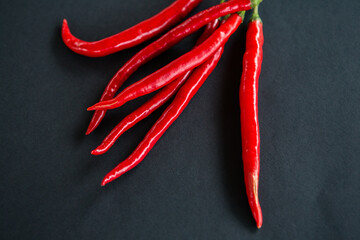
86, 11, 247, 111
91, 20, 220, 155
239, 0, 263, 229
61, 0, 267, 229
62, 0, 202, 57
85, 0, 252, 134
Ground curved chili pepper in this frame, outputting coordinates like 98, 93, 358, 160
102, 45, 225, 186
101, 14, 243, 186
92, 20, 220, 155
62, 0, 202, 57
86, 0, 252, 134
239, 5, 264, 228
91, 71, 191, 156
88, 14, 243, 112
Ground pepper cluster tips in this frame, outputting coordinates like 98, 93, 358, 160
62, 0, 265, 228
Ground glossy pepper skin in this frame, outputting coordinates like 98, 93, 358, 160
88, 14, 244, 111
91, 20, 220, 155
102, 46, 225, 186
101, 14, 242, 186
91, 71, 191, 155
85, 0, 252, 134
61, 0, 202, 57
239, 7, 264, 229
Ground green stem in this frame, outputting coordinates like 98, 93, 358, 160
253, 5, 259, 15
238, 11, 246, 20
250, 1, 262, 22
251, 0, 263, 9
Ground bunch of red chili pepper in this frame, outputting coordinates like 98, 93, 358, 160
62, 0, 264, 228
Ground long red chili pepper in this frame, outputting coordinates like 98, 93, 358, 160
88, 14, 244, 112
92, 71, 191, 156
239, 4, 263, 229
86, 0, 252, 134
62, 0, 202, 57
92, 21, 220, 155
101, 14, 243, 186
102, 46, 225, 186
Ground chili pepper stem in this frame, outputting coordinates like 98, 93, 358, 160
238, 11, 245, 19
250, 5, 262, 22
250, 0, 262, 8
253, 4, 259, 15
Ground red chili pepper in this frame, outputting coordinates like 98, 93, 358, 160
92, 71, 192, 156
101, 14, 243, 186
86, 0, 252, 134
239, 4, 264, 229
62, 0, 202, 57
92, 20, 220, 155
88, 14, 244, 112
102, 46, 225, 186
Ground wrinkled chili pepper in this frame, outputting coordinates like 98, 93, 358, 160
62, 0, 202, 57
101, 14, 243, 186
86, 0, 252, 134
87, 14, 244, 111
92, 20, 220, 155
239, 3, 263, 229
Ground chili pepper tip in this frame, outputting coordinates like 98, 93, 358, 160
255, 212, 263, 228
85, 128, 92, 135
62, 19, 69, 34
101, 170, 121, 186
87, 100, 115, 111
85, 124, 95, 135
250, 195, 263, 228
87, 105, 97, 111
101, 177, 111, 186
91, 148, 104, 155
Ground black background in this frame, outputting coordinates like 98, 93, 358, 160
1, 0, 359, 239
